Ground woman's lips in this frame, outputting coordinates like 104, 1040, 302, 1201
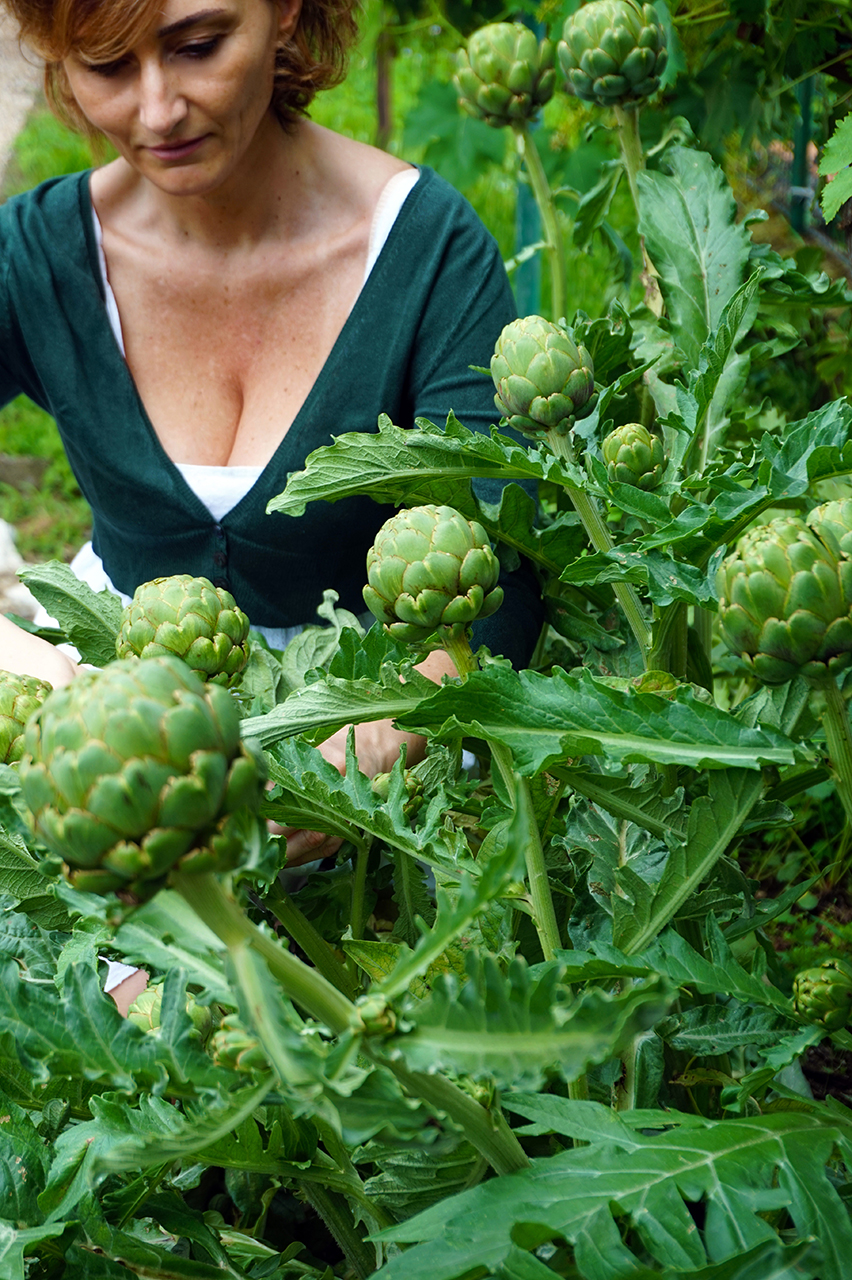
146, 136, 208, 161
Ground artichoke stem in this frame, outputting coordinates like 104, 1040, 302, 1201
612, 103, 643, 219
547, 430, 651, 665
819, 679, 852, 868
350, 837, 371, 942
442, 628, 479, 679
171, 871, 356, 1035
513, 123, 567, 322
264, 882, 359, 1001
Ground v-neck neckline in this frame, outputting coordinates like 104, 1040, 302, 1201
77, 165, 425, 525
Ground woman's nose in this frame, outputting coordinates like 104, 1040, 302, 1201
137, 62, 188, 136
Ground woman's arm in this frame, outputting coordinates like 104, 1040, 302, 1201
0, 614, 78, 687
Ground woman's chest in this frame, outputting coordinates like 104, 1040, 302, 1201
104, 233, 368, 467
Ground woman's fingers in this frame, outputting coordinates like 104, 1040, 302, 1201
278, 825, 344, 866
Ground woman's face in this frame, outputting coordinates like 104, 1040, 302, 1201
63, 0, 300, 196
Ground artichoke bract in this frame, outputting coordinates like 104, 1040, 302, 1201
491, 315, 597, 436
455, 22, 555, 129
363, 505, 503, 646
602, 422, 667, 490
807, 498, 852, 561
558, 0, 667, 107
0, 670, 52, 765
716, 516, 852, 686
115, 574, 250, 688
793, 958, 852, 1031
19, 656, 265, 900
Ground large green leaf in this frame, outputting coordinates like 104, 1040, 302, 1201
376, 1101, 852, 1280
17, 561, 122, 667
397, 666, 805, 773
0, 826, 72, 931
384, 953, 671, 1090
638, 147, 752, 368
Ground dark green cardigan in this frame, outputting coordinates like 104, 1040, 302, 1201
0, 167, 541, 664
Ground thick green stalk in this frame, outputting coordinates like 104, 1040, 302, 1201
513, 123, 567, 321
350, 838, 371, 941
171, 871, 355, 1035
298, 1182, 377, 1279
388, 1061, 529, 1175
820, 679, 852, 864
613, 104, 643, 219
547, 430, 651, 663
442, 628, 479, 679
490, 740, 561, 963
264, 881, 358, 1000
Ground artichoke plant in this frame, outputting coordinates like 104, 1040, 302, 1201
558, 0, 667, 107
115, 574, 250, 688
0, 669, 52, 765
210, 1015, 270, 1073
792, 958, 852, 1031
602, 422, 667, 490
363, 505, 503, 647
455, 22, 555, 129
19, 656, 265, 899
715, 515, 852, 686
127, 983, 213, 1043
491, 315, 597, 436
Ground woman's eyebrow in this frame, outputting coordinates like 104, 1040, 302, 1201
156, 8, 229, 38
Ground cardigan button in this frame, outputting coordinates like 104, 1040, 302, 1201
213, 551, 227, 568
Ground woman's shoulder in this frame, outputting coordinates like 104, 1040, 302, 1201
0, 170, 89, 233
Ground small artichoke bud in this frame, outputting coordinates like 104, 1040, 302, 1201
793, 958, 852, 1031
210, 1015, 269, 1072
371, 768, 425, 819
127, 982, 213, 1042
0, 670, 52, 765
807, 499, 852, 563
455, 23, 555, 129
19, 656, 266, 901
602, 422, 667, 490
363, 505, 503, 646
558, 0, 667, 107
716, 516, 852, 686
491, 315, 597, 436
116, 574, 251, 688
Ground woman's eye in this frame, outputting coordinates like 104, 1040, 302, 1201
179, 37, 222, 60
85, 58, 130, 77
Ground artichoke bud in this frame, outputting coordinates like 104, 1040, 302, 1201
454, 22, 555, 129
807, 499, 852, 563
558, 0, 667, 107
210, 1015, 269, 1072
363, 505, 503, 648
115, 574, 251, 688
602, 422, 667, 490
491, 315, 597, 436
0, 670, 52, 765
19, 656, 266, 902
716, 516, 852, 687
127, 982, 213, 1042
355, 993, 397, 1037
793, 958, 852, 1031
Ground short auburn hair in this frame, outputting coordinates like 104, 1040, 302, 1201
4, 0, 359, 135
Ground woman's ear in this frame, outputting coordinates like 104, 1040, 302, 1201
276, 0, 302, 41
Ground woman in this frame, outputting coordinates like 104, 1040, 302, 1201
0, 0, 541, 862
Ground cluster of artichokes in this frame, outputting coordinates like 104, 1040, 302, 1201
363, 504, 503, 646
491, 315, 597, 437
716, 501, 852, 686
19, 655, 264, 899
559, 0, 667, 107
793, 958, 852, 1032
455, 23, 555, 128
116, 574, 250, 688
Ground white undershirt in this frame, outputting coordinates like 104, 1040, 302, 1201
60, 168, 420, 652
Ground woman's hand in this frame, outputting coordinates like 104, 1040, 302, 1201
279, 648, 459, 867
0, 614, 78, 687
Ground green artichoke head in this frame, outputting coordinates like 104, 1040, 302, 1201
115, 574, 251, 688
0, 670, 52, 765
716, 515, 852, 686
211, 1014, 270, 1072
807, 499, 852, 563
455, 22, 555, 129
19, 656, 266, 900
558, 0, 667, 107
491, 315, 597, 436
363, 504, 503, 646
793, 958, 852, 1031
127, 982, 213, 1042
602, 422, 667, 489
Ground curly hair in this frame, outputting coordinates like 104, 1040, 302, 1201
3, 0, 360, 137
